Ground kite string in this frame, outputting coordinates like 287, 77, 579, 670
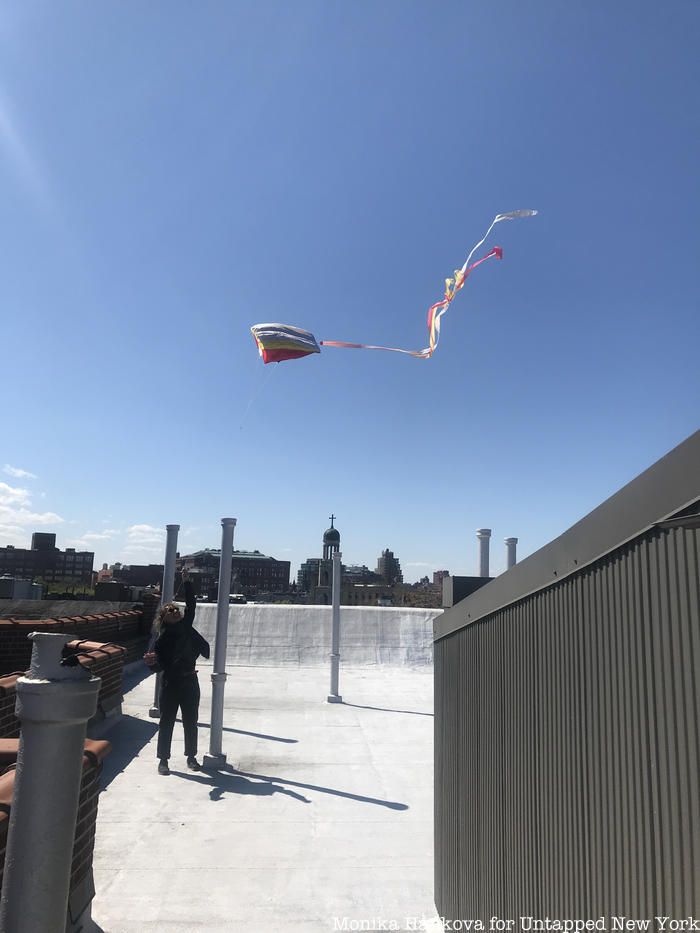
239, 362, 275, 429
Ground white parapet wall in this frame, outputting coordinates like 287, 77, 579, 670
191, 603, 443, 667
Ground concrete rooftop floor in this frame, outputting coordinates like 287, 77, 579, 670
91, 661, 437, 932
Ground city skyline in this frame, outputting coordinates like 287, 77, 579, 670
0, 498, 458, 585
1, 4, 697, 589
2, 422, 698, 583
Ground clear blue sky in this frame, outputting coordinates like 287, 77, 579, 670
1, 1, 698, 582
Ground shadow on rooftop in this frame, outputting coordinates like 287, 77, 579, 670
341, 701, 433, 717
172, 769, 311, 803
193, 721, 298, 743
172, 765, 409, 811
121, 663, 153, 695
99, 715, 159, 790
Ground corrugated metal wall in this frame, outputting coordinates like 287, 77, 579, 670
435, 524, 700, 919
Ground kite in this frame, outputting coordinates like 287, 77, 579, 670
251, 323, 321, 364
251, 209, 537, 364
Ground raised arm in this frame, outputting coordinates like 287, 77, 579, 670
182, 573, 196, 626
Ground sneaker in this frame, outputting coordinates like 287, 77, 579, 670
158, 759, 170, 775
187, 756, 201, 771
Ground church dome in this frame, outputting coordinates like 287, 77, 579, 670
323, 515, 340, 543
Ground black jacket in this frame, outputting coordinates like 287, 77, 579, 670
154, 581, 210, 680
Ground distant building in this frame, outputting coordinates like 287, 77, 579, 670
112, 563, 164, 587
299, 520, 405, 606
376, 548, 403, 585
178, 548, 290, 598
433, 570, 450, 586
400, 577, 442, 608
343, 564, 381, 584
232, 551, 290, 594
94, 580, 132, 601
441, 574, 492, 608
341, 580, 395, 606
297, 557, 321, 591
308, 516, 341, 604
0, 533, 94, 585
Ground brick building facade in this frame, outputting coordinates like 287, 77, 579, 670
0, 533, 94, 585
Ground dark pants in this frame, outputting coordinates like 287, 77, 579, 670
157, 674, 200, 760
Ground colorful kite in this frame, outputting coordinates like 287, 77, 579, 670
251, 323, 321, 364
251, 209, 537, 364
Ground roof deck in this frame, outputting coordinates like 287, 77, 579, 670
92, 658, 436, 932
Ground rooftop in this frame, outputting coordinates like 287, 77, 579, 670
185, 549, 284, 562
92, 657, 436, 931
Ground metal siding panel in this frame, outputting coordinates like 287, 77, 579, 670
667, 527, 696, 907
577, 567, 594, 913
679, 528, 700, 906
649, 529, 674, 910
435, 524, 700, 920
618, 542, 640, 912
665, 527, 685, 908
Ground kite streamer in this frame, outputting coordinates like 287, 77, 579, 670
251, 209, 537, 364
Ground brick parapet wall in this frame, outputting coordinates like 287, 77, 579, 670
140, 593, 160, 635
64, 639, 128, 718
0, 738, 111, 927
0, 608, 147, 676
0, 674, 23, 740
0, 640, 127, 739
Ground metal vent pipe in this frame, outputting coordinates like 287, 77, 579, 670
476, 529, 491, 577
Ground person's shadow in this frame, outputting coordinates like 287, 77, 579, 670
172, 765, 409, 811
172, 768, 311, 803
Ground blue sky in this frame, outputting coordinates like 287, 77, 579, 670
1, 1, 698, 582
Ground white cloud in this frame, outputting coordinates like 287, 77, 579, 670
3, 464, 37, 480
127, 524, 166, 547
404, 561, 434, 568
0, 507, 63, 526
0, 482, 30, 506
0, 483, 58, 524
67, 530, 117, 548
0, 522, 25, 547
0, 481, 64, 549
118, 525, 165, 558
113, 524, 169, 562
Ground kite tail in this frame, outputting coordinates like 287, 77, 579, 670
461, 209, 536, 274
252, 209, 536, 365
319, 340, 429, 358
320, 245, 503, 359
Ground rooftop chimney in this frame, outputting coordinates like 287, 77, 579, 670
476, 528, 491, 577
505, 537, 518, 570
